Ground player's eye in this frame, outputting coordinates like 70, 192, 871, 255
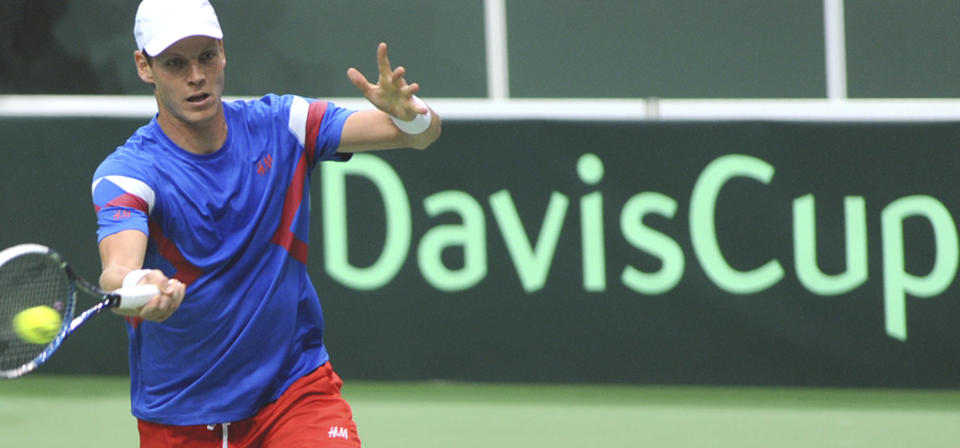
200, 50, 217, 63
164, 58, 185, 69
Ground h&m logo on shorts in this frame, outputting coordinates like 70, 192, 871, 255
328, 426, 349, 440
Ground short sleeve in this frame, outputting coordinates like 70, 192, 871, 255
91, 168, 154, 243
285, 95, 355, 168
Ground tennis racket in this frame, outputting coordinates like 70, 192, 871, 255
0, 243, 158, 379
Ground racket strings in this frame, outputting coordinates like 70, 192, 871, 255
0, 253, 71, 373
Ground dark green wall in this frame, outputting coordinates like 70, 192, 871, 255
506, 0, 825, 98
3, 117, 960, 387
845, 0, 960, 98
2, 0, 957, 98
0, 0, 487, 97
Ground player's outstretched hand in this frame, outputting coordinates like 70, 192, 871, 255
347, 42, 428, 121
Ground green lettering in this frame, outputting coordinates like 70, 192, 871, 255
578, 153, 606, 292
690, 154, 783, 294
489, 190, 569, 293
793, 194, 868, 295
620, 192, 684, 295
418, 191, 487, 291
322, 154, 411, 290
882, 195, 959, 341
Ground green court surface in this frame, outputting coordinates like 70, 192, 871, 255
1, 376, 959, 447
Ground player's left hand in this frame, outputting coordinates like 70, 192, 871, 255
138, 276, 186, 322
347, 42, 427, 121
111, 270, 186, 322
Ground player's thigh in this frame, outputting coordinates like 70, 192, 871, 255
259, 365, 361, 447
264, 392, 360, 447
137, 420, 220, 448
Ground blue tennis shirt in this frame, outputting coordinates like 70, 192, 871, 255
91, 94, 354, 425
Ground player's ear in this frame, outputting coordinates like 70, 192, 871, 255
134, 50, 155, 85
218, 39, 226, 68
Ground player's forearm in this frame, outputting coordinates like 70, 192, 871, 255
340, 107, 441, 152
98, 230, 150, 291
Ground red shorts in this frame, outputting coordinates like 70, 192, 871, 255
137, 363, 361, 448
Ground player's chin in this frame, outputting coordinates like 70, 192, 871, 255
177, 103, 220, 124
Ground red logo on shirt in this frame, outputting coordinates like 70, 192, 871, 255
256, 154, 274, 176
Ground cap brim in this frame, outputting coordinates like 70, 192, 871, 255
143, 26, 224, 57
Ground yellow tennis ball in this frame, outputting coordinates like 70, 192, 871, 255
13, 306, 62, 344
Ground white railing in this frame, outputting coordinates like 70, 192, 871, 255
2, 95, 960, 122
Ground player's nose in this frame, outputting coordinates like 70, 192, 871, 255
186, 61, 206, 86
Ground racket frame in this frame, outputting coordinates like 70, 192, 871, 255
0, 244, 156, 379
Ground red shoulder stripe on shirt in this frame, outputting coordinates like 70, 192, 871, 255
304, 100, 328, 166
105, 193, 149, 213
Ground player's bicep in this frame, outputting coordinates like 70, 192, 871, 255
91, 175, 154, 241
91, 174, 154, 290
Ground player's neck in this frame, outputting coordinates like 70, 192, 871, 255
157, 108, 228, 155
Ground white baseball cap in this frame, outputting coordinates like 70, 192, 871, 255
134, 0, 223, 57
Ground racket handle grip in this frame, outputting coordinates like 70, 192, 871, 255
113, 284, 161, 310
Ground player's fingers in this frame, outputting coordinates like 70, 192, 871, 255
138, 300, 160, 320
143, 299, 173, 322
377, 42, 392, 78
153, 297, 169, 314
141, 269, 166, 286
391, 67, 410, 89
171, 284, 186, 307
158, 281, 183, 310
346, 68, 371, 91
402, 82, 421, 97
138, 282, 183, 322
165, 278, 177, 295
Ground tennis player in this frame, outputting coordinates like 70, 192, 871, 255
90, 0, 440, 446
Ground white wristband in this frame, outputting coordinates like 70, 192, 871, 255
390, 96, 432, 135
122, 269, 152, 288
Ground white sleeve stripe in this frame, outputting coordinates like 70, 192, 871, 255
92, 175, 156, 213
90, 177, 103, 195
288, 96, 309, 147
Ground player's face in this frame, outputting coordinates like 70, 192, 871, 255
142, 36, 226, 128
